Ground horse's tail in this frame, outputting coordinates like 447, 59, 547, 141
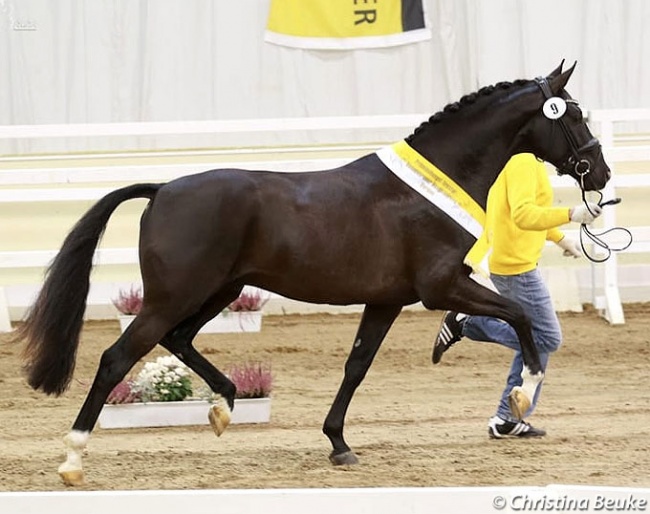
14, 183, 162, 396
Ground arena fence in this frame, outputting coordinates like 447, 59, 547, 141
0, 111, 648, 330
1, 485, 649, 514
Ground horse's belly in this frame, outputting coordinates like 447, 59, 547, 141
245, 266, 416, 306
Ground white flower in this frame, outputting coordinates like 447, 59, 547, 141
132, 355, 193, 402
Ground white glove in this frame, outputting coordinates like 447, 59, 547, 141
557, 237, 582, 258
569, 202, 602, 224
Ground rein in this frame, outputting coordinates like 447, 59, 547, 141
577, 188, 632, 263
535, 76, 632, 263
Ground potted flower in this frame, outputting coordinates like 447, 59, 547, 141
228, 361, 273, 399
98, 357, 272, 429
203, 362, 273, 425
112, 287, 267, 333
203, 290, 267, 333
112, 285, 143, 332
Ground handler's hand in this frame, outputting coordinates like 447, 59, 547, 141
557, 237, 582, 258
569, 202, 602, 224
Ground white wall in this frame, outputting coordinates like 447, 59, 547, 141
1, 0, 649, 154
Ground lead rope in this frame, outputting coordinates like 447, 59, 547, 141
578, 175, 632, 263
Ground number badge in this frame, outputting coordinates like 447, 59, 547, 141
542, 97, 567, 119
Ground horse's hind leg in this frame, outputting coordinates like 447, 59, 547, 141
425, 274, 544, 419
159, 287, 243, 436
58, 312, 172, 485
323, 304, 402, 466
162, 337, 234, 436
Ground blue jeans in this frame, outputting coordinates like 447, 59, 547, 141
462, 268, 562, 422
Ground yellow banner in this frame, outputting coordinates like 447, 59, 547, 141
265, 0, 430, 50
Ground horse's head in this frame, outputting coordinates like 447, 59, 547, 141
521, 61, 610, 191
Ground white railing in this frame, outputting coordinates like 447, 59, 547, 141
584, 109, 650, 324
0, 115, 427, 139
0, 112, 648, 328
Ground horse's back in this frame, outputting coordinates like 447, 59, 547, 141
147, 155, 393, 237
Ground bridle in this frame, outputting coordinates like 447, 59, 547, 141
535, 76, 631, 263
535, 76, 602, 183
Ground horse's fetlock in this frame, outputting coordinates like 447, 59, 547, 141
223, 383, 236, 409
322, 422, 336, 438
63, 430, 89, 450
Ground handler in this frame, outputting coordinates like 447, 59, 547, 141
432, 153, 602, 438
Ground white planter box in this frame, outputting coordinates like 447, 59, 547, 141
97, 398, 271, 429
118, 311, 262, 334
118, 315, 135, 332
202, 311, 262, 333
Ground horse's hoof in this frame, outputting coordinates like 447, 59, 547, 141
59, 469, 85, 486
508, 386, 531, 420
329, 451, 359, 466
208, 400, 231, 436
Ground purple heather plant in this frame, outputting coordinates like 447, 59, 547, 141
227, 290, 268, 312
106, 380, 141, 404
228, 361, 273, 399
112, 285, 143, 315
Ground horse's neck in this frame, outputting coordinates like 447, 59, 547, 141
409, 98, 536, 208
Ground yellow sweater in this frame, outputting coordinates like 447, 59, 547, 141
486, 154, 570, 275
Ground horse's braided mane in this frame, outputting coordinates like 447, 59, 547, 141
406, 78, 530, 140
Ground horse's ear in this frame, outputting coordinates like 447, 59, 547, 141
548, 59, 566, 79
549, 61, 576, 93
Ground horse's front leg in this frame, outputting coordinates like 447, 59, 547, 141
426, 274, 544, 420
323, 304, 402, 466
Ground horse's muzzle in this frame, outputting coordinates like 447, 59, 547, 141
557, 142, 611, 191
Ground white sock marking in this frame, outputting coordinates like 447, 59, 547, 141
520, 366, 544, 406
58, 430, 90, 474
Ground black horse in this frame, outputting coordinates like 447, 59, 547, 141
15, 62, 610, 485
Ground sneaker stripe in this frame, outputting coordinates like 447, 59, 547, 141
439, 325, 453, 344
510, 423, 525, 435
